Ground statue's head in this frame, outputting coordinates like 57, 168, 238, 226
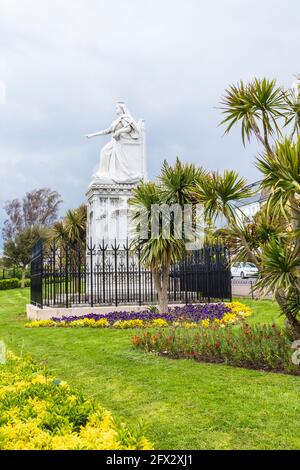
116, 101, 127, 116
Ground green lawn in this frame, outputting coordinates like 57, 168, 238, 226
0, 288, 299, 450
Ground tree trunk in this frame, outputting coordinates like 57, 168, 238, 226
275, 290, 300, 339
21, 269, 26, 289
152, 261, 171, 314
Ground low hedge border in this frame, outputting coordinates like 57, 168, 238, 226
0, 278, 30, 290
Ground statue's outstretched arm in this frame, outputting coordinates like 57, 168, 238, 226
85, 126, 112, 139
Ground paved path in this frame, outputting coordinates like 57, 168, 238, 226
231, 278, 271, 299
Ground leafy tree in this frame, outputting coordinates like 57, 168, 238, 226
2, 188, 62, 241
3, 227, 41, 287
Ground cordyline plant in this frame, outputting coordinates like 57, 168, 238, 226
217, 76, 300, 338
129, 160, 205, 314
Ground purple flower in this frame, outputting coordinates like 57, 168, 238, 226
51, 303, 233, 324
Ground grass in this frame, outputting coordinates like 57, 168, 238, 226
0, 289, 300, 449
237, 297, 283, 326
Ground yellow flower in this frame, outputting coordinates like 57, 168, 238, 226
25, 320, 55, 328
59, 380, 70, 390
67, 395, 78, 403
71, 319, 85, 327
226, 301, 252, 318
151, 319, 169, 328
113, 319, 144, 329
201, 319, 210, 328
31, 374, 48, 385
95, 318, 110, 328
222, 313, 237, 324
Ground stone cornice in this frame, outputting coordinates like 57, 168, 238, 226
86, 180, 139, 199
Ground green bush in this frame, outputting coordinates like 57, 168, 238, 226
132, 323, 300, 375
0, 278, 20, 290
0, 278, 30, 290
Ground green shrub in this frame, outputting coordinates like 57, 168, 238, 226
0, 278, 30, 290
0, 278, 20, 290
132, 323, 300, 375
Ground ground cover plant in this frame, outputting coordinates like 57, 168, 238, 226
0, 350, 152, 450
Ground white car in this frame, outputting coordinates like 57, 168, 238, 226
231, 262, 259, 279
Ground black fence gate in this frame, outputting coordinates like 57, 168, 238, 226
30, 240, 232, 308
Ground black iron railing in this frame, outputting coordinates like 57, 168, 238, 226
30, 240, 232, 308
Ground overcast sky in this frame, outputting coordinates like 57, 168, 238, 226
0, 0, 299, 248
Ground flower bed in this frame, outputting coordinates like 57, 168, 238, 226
132, 323, 299, 375
0, 351, 153, 450
25, 302, 252, 329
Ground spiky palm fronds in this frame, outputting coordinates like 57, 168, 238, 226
256, 238, 300, 294
220, 78, 285, 147
159, 157, 207, 205
257, 137, 300, 217
195, 170, 254, 223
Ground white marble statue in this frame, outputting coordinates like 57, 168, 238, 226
86, 101, 145, 184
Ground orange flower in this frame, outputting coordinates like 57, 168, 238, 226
132, 335, 141, 346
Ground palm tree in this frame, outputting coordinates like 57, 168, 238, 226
194, 170, 257, 264
129, 161, 202, 313
220, 78, 285, 153
48, 205, 87, 249
255, 137, 300, 337
159, 157, 206, 205
48, 221, 68, 247
220, 75, 300, 337
215, 210, 282, 264
64, 204, 87, 248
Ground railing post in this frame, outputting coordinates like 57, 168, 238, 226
40, 240, 44, 309
65, 244, 69, 309
78, 243, 81, 305
184, 255, 188, 305
125, 238, 130, 303
101, 239, 107, 304
113, 239, 119, 307
138, 247, 142, 306
52, 242, 56, 306
227, 246, 232, 302
89, 239, 94, 308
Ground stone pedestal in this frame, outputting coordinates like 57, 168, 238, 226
86, 180, 138, 247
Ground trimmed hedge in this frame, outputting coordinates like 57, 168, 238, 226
0, 278, 30, 290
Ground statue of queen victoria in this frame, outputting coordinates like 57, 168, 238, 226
86, 101, 146, 184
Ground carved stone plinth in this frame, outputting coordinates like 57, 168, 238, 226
86, 180, 138, 248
